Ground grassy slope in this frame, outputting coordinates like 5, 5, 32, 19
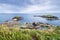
0, 25, 60, 40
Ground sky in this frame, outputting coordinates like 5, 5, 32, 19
0, 0, 60, 13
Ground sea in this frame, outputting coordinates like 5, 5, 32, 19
0, 13, 60, 26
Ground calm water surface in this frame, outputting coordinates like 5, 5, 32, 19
0, 13, 60, 26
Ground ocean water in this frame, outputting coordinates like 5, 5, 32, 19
0, 13, 60, 26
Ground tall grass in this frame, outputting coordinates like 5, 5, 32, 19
0, 25, 60, 40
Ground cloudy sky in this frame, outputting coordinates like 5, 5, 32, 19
0, 0, 60, 13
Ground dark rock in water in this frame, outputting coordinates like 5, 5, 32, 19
32, 22, 37, 26
41, 15, 59, 20
12, 16, 23, 21
34, 15, 59, 20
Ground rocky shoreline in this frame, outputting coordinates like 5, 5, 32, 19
0, 16, 57, 29
20, 22, 55, 29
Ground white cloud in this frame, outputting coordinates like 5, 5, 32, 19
29, 0, 51, 5
20, 5, 54, 13
0, 4, 23, 13
21, 0, 60, 13
0, 0, 60, 13
21, 0, 56, 13
20, 0, 56, 13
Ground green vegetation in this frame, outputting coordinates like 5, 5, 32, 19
0, 25, 60, 40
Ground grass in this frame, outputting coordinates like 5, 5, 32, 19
0, 25, 60, 40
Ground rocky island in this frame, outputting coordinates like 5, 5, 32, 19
34, 15, 59, 20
